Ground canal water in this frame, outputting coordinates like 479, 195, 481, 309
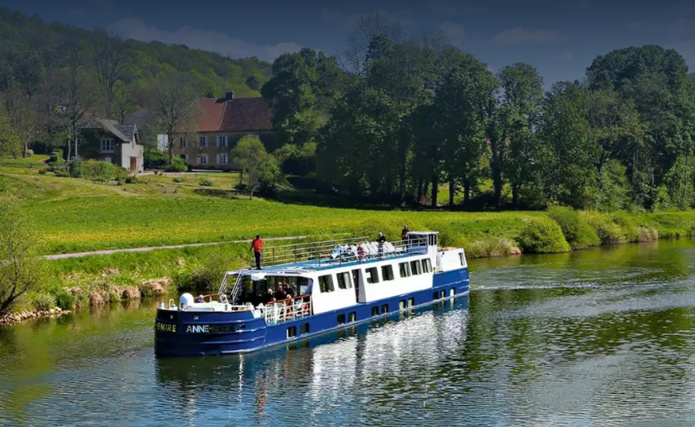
2, 240, 695, 426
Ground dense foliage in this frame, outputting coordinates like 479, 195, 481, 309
261, 21, 695, 212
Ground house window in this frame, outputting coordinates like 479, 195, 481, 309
399, 262, 411, 278
365, 267, 379, 284
100, 138, 115, 153
198, 154, 208, 165
337, 271, 351, 289
381, 265, 395, 281
218, 154, 229, 165
318, 275, 334, 293
217, 135, 228, 147
180, 154, 188, 162
179, 137, 187, 148
198, 136, 207, 147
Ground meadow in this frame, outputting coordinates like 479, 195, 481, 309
2, 156, 695, 315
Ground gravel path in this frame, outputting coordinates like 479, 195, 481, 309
44, 236, 307, 260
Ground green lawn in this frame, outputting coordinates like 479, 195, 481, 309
0, 157, 542, 254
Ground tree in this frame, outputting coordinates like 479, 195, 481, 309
344, 11, 404, 73
261, 48, 345, 146
150, 72, 201, 164
433, 51, 497, 206
93, 29, 132, 119
586, 45, 694, 209
49, 36, 97, 175
0, 106, 22, 158
0, 202, 45, 316
232, 135, 281, 199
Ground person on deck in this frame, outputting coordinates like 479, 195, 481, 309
401, 225, 410, 250
274, 286, 287, 301
377, 232, 386, 258
251, 235, 264, 269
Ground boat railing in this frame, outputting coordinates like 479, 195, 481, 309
262, 295, 312, 325
259, 235, 428, 269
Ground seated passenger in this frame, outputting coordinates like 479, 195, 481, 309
263, 288, 275, 304
284, 284, 295, 298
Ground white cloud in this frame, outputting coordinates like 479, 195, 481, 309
109, 17, 301, 61
440, 21, 465, 46
492, 27, 564, 45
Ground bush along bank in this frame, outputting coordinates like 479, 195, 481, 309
502, 209, 693, 256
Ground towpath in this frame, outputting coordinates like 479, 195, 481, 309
43, 236, 308, 260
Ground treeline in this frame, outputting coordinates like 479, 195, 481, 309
262, 15, 695, 211
0, 7, 271, 156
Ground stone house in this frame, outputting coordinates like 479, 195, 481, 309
80, 119, 144, 173
173, 91, 275, 170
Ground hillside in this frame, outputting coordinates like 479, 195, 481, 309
0, 7, 271, 99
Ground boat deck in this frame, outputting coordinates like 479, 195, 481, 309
255, 246, 428, 274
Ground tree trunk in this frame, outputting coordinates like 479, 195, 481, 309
463, 177, 471, 206
416, 179, 423, 206
430, 174, 438, 208
512, 183, 520, 210
167, 132, 174, 165
448, 176, 455, 207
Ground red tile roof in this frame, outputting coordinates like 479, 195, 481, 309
198, 98, 225, 132
197, 96, 273, 133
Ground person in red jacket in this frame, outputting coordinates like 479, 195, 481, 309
251, 235, 264, 269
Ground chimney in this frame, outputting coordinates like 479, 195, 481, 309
225, 90, 235, 101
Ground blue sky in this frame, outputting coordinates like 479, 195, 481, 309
2, 0, 695, 87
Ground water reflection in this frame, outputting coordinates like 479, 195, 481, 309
4, 240, 695, 425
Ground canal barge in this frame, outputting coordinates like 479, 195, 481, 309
154, 232, 469, 356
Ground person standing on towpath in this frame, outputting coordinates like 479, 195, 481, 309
251, 235, 264, 269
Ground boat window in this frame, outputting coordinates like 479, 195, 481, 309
399, 262, 411, 278
381, 265, 395, 281
298, 277, 311, 295
421, 259, 432, 273
365, 267, 379, 284
337, 271, 352, 289
318, 275, 335, 293
459, 253, 464, 266
410, 260, 422, 275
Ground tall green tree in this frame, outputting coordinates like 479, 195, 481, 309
433, 51, 497, 206
232, 135, 281, 199
586, 45, 694, 209
261, 48, 344, 147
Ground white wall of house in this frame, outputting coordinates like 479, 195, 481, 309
120, 140, 144, 172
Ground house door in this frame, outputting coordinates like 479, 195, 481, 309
129, 157, 137, 173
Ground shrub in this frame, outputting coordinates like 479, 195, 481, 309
517, 217, 570, 253
82, 161, 116, 181
125, 176, 141, 184
31, 291, 55, 312
109, 292, 121, 303
47, 150, 63, 164
583, 212, 626, 244
612, 211, 640, 242
548, 206, 600, 249
172, 177, 183, 183
55, 289, 76, 311
144, 148, 168, 170
165, 157, 188, 172
24, 149, 34, 158
467, 237, 518, 258
199, 179, 213, 187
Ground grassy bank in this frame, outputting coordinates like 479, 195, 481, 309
2, 156, 695, 316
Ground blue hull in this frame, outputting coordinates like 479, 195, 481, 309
155, 268, 469, 357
